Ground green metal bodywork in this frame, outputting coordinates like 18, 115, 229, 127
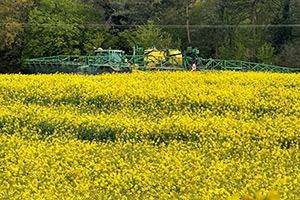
24, 49, 131, 74
24, 46, 300, 74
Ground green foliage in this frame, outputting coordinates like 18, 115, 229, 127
134, 20, 173, 49
278, 38, 300, 68
214, 0, 282, 62
1, 0, 300, 73
217, 43, 251, 61
257, 43, 275, 64
22, 0, 106, 59
119, 20, 180, 52
92, 0, 162, 28
0, 0, 34, 51
187, 0, 225, 56
0, 0, 35, 73
82, 31, 106, 55
217, 41, 277, 64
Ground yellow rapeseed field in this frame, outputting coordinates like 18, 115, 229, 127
0, 71, 299, 199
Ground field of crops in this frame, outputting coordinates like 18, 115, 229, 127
0, 71, 299, 199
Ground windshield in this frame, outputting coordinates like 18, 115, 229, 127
94, 51, 123, 63
112, 52, 122, 63
95, 52, 108, 56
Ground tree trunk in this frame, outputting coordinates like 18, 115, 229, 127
186, 6, 191, 45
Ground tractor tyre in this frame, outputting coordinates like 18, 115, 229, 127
95, 67, 114, 75
120, 67, 132, 73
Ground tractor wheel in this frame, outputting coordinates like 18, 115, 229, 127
95, 67, 114, 75
120, 67, 132, 73
74, 71, 85, 75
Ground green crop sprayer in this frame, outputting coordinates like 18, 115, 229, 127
24, 44, 300, 74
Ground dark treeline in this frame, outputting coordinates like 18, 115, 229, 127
1, 0, 300, 73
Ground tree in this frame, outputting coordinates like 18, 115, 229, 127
118, 20, 180, 53
187, 0, 225, 57
279, 38, 300, 68
22, 0, 107, 60
153, 0, 198, 48
91, 0, 162, 31
274, 0, 300, 68
215, 0, 282, 62
270, 0, 300, 67
271, 0, 293, 52
0, 0, 36, 73
20, 0, 121, 73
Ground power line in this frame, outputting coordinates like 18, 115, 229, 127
1, 23, 300, 28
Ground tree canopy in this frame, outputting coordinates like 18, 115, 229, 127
0, 0, 299, 73
0, 0, 35, 72
22, 0, 104, 58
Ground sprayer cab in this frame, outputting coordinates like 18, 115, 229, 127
184, 47, 199, 58
94, 49, 125, 64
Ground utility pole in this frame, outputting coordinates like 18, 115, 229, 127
186, 5, 191, 45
